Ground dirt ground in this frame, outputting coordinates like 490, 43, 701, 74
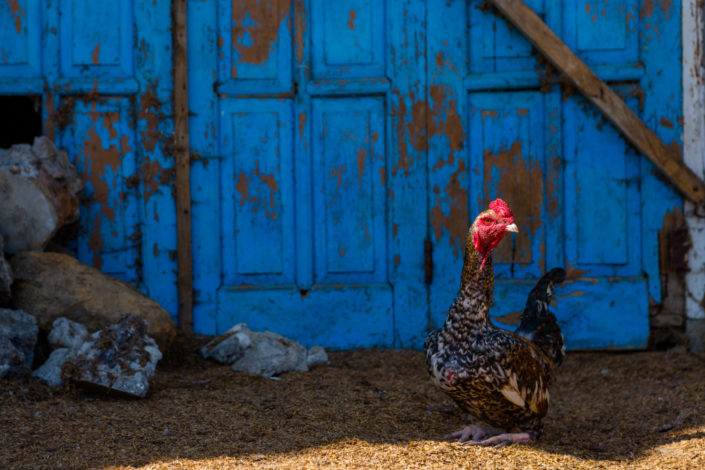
2, 334, 705, 470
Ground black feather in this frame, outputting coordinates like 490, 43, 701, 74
514, 268, 567, 366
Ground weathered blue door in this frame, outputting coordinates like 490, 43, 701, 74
4, 1, 681, 349
427, 1, 682, 349
189, 0, 428, 348
189, 0, 682, 349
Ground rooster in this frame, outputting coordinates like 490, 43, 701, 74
425, 199, 566, 447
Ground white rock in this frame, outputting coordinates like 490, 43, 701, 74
231, 330, 309, 377
63, 314, 162, 397
32, 348, 74, 387
199, 323, 253, 364
48, 317, 89, 351
306, 346, 329, 368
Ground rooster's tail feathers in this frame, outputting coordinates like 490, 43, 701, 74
521, 268, 566, 322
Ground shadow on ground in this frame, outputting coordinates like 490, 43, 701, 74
1, 334, 704, 469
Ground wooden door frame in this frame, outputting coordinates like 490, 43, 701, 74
683, 0, 705, 340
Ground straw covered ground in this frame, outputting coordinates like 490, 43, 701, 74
2, 334, 705, 469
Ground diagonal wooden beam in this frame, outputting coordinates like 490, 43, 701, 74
488, 0, 705, 205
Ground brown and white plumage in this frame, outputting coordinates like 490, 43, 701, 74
425, 199, 564, 446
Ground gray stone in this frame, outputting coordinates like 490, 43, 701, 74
32, 348, 74, 387
0, 308, 38, 368
687, 318, 705, 352
231, 330, 309, 377
306, 346, 329, 368
48, 317, 89, 351
0, 335, 27, 378
0, 137, 83, 253
11, 251, 176, 350
199, 323, 252, 364
63, 314, 162, 397
0, 234, 11, 304
33, 318, 90, 387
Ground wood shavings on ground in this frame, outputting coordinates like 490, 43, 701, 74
1, 334, 704, 469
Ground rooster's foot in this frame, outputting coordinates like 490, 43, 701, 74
465, 432, 532, 448
444, 425, 503, 443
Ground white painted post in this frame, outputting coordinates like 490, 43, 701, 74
683, 0, 705, 351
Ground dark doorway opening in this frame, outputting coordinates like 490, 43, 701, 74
0, 95, 42, 149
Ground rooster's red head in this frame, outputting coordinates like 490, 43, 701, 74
471, 198, 518, 268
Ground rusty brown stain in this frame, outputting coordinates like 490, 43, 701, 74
141, 158, 165, 202
235, 171, 250, 207
393, 223, 398, 237
668, 140, 683, 159
298, 113, 306, 140
294, 0, 306, 66
81, 113, 125, 222
660, 116, 674, 129
91, 43, 100, 65
565, 262, 588, 280
429, 85, 463, 153
435, 52, 445, 67
87, 215, 104, 270
483, 141, 543, 264
379, 167, 386, 186
517, 109, 528, 115
138, 83, 166, 155
253, 164, 279, 193
558, 290, 586, 298
102, 111, 118, 140
232, 0, 290, 72
356, 148, 367, 184
8, 0, 22, 34
394, 254, 401, 265
640, 0, 672, 20
391, 89, 428, 176
371, 132, 379, 142
153, 243, 160, 257
496, 310, 521, 326
330, 164, 346, 189
338, 247, 347, 257
348, 10, 356, 29
482, 110, 497, 119
430, 160, 469, 259
545, 155, 560, 218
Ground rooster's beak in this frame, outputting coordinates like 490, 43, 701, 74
505, 223, 519, 233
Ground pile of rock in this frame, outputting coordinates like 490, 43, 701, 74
200, 323, 329, 377
0, 137, 174, 397
0, 310, 162, 397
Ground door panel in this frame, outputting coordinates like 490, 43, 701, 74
220, 99, 295, 283
312, 97, 386, 282
191, 0, 427, 348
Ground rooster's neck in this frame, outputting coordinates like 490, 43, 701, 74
442, 233, 495, 338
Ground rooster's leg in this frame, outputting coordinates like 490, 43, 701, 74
444, 425, 503, 443
465, 432, 532, 448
